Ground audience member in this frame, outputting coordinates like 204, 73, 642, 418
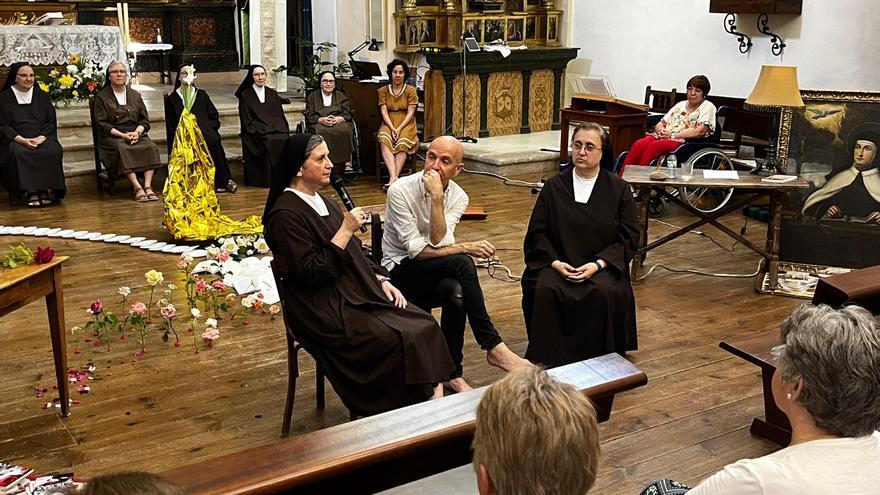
0, 62, 66, 207
263, 134, 454, 414
304, 71, 355, 176
236, 64, 290, 187
621, 75, 716, 173
93, 61, 163, 202
644, 304, 880, 494
382, 135, 529, 392
377, 59, 418, 189
166, 63, 237, 193
473, 365, 600, 495
522, 123, 638, 367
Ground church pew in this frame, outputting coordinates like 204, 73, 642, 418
161, 353, 646, 495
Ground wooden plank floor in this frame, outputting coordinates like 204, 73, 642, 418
0, 168, 799, 492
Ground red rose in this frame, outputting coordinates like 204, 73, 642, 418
90, 299, 104, 315
35, 246, 55, 264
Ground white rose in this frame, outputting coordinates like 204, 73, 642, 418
255, 238, 270, 254
205, 317, 218, 328
205, 246, 220, 259
236, 236, 250, 247
66, 64, 78, 75
222, 239, 238, 253
241, 296, 255, 308
191, 308, 201, 319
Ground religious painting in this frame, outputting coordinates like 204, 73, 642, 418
464, 19, 483, 43
506, 18, 524, 42
398, 19, 407, 46
507, 0, 525, 10
418, 18, 437, 44
546, 14, 559, 44
525, 15, 537, 40
484, 18, 504, 43
777, 90, 880, 268
407, 20, 420, 45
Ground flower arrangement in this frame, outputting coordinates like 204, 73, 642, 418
38, 55, 104, 105
206, 235, 271, 262
2, 243, 55, 268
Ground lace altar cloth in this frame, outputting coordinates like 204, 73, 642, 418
0, 25, 127, 68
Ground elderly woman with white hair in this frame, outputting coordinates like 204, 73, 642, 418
645, 303, 880, 495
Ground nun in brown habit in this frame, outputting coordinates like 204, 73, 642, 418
236, 65, 290, 187
303, 71, 354, 175
263, 134, 454, 415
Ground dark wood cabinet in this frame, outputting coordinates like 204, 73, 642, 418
709, 0, 802, 14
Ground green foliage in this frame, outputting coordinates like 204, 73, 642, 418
2, 243, 34, 268
274, 38, 352, 92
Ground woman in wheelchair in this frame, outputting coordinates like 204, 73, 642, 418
621, 75, 716, 175
303, 71, 355, 177
236, 64, 290, 188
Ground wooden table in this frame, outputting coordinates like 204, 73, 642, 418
719, 330, 791, 446
0, 256, 70, 416
622, 166, 809, 289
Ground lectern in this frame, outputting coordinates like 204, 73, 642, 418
559, 94, 648, 163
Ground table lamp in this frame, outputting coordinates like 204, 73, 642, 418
744, 65, 805, 176
348, 38, 381, 63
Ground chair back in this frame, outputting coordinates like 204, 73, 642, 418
88, 96, 103, 178
644, 85, 677, 114
269, 255, 294, 335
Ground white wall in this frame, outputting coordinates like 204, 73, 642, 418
570, 0, 880, 102
312, 0, 340, 64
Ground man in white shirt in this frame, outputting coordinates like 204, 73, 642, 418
382, 136, 529, 391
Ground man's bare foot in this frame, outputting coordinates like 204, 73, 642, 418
486, 343, 531, 372
431, 383, 444, 400
445, 377, 474, 393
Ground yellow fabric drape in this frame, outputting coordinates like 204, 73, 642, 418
162, 110, 263, 241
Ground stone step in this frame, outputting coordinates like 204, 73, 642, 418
64, 144, 245, 179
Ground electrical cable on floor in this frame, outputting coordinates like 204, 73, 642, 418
461, 168, 543, 188
474, 256, 521, 282
649, 216, 749, 253
634, 258, 764, 281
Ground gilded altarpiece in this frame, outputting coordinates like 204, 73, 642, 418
450, 74, 482, 138
528, 69, 554, 132
487, 72, 522, 136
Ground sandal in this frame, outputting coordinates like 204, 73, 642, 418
134, 188, 150, 202
144, 187, 159, 201
39, 192, 52, 206
27, 193, 41, 208
226, 180, 238, 194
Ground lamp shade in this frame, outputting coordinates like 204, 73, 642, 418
745, 65, 805, 109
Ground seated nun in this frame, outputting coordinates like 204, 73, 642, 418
0, 62, 66, 207
93, 61, 163, 202
235, 64, 290, 188
303, 71, 355, 176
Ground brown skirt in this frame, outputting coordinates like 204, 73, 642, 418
98, 135, 162, 176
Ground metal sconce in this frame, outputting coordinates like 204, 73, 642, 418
757, 13, 786, 56
723, 13, 752, 54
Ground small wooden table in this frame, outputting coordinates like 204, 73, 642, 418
719, 331, 791, 446
622, 166, 809, 289
559, 96, 649, 163
0, 256, 70, 416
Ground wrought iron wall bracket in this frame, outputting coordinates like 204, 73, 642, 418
757, 13, 786, 56
723, 13, 752, 54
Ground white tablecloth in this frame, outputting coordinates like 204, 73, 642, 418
0, 25, 127, 68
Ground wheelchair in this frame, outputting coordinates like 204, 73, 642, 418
297, 89, 363, 181
615, 106, 736, 217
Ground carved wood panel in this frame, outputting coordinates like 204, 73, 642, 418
451, 73, 481, 138
487, 71, 522, 136
187, 17, 217, 46
104, 16, 162, 43
529, 69, 553, 132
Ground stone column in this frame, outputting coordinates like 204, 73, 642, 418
251, 0, 288, 92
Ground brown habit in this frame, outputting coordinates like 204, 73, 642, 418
238, 86, 290, 187
266, 191, 454, 415
521, 167, 639, 368
93, 85, 162, 177
304, 89, 353, 167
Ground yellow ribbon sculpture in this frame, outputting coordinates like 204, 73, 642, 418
163, 69, 262, 241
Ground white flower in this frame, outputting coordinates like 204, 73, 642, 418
156, 298, 169, 307
254, 238, 270, 254
191, 308, 201, 319
205, 317, 218, 328
235, 236, 250, 247
222, 239, 238, 253
205, 246, 220, 259
66, 64, 78, 75
246, 249, 254, 255
241, 296, 255, 308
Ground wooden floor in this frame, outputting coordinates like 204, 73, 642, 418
0, 168, 800, 493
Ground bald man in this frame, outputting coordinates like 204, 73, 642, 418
382, 136, 529, 392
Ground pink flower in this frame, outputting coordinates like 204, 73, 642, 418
216, 251, 230, 263
176, 258, 189, 270
211, 281, 226, 291
269, 304, 280, 315
201, 328, 220, 341
160, 305, 176, 319
89, 299, 104, 315
195, 280, 207, 293
130, 302, 147, 316
35, 246, 55, 264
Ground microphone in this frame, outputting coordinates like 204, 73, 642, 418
330, 174, 368, 233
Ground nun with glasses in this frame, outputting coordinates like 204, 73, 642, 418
166, 63, 237, 193
263, 133, 454, 415
0, 62, 65, 207
236, 64, 290, 188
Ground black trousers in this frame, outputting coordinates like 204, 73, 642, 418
391, 254, 503, 379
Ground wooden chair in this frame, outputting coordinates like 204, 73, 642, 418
375, 140, 419, 184
643, 85, 678, 114
269, 255, 355, 437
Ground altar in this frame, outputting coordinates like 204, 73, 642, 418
0, 25, 126, 69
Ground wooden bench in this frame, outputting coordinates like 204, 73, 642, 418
161, 353, 647, 495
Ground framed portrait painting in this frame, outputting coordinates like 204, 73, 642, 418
777, 90, 880, 268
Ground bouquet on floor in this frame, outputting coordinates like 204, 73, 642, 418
162, 65, 262, 241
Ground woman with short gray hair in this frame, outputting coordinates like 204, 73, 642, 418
680, 304, 880, 494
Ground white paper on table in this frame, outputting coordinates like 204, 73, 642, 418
702, 170, 740, 180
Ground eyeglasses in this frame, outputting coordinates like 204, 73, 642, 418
109, 70, 126, 75
571, 143, 602, 153
321, 79, 335, 83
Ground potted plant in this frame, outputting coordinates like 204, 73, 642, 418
274, 38, 351, 94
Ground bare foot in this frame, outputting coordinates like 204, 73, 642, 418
445, 377, 474, 393
486, 343, 531, 372
430, 383, 444, 400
